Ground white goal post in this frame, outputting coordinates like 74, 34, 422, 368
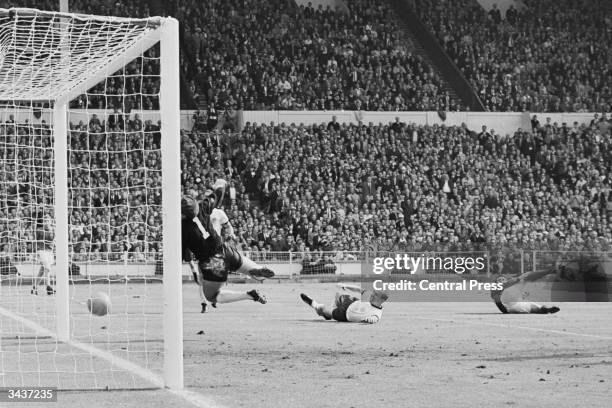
0, 8, 182, 390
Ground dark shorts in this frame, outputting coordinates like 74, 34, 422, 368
201, 280, 224, 302
332, 294, 359, 322
198, 256, 228, 283
197, 242, 245, 282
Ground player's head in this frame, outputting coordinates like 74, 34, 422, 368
495, 275, 508, 285
369, 290, 389, 308
181, 195, 199, 220
200, 189, 218, 215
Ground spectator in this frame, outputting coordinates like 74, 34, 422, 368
415, 0, 612, 112
206, 103, 218, 131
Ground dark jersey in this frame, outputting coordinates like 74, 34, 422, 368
490, 289, 508, 313
181, 202, 221, 263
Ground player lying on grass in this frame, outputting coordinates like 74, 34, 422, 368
491, 269, 560, 314
300, 284, 388, 324
182, 194, 274, 312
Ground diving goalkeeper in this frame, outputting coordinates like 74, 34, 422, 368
300, 284, 388, 324
182, 194, 274, 311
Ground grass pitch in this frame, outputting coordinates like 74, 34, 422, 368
2, 281, 611, 407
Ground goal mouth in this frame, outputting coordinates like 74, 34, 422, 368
0, 7, 183, 393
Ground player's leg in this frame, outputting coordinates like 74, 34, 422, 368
32, 251, 54, 295
300, 293, 332, 320
202, 280, 267, 305
330, 292, 358, 322
197, 279, 207, 313
505, 301, 560, 314
530, 304, 560, 314
221, 243, 274, 279
199, 257, 268, 305
31, 265, 44, 295
41, 251, 54, 294
190, 261, 208, 313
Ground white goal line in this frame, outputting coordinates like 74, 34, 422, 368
0, 306, 225, 408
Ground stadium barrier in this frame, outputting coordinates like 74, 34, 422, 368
3, 250, 491, 279
240, 110, 600, 137
0, 109, 599, 136
4, 250, 609, 280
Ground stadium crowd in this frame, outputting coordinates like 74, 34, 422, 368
19, 0, 459, 112
181, 114, 611, 260
0, 114, 163, 263
67, 113, 164, 262
414, 0, 612, 112
2, 0, 611, 268
16, 0, 611, 113
177, 0, 458, 111
1, 113, 610, 264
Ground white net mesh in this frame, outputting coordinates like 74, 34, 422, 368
0, 8, 168, 390
0, 8, 160, 102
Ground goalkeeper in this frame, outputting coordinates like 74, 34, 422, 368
491, 269, 560, 314
300, 284, 388, 324
182, 194, 274, 312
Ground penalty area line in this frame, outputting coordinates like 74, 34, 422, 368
0, 306, 226, 408
414, 316, 612, 341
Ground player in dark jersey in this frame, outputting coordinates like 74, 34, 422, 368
182, 195, 273, 311
491, 269, 560, 314
31, 217, 55, 296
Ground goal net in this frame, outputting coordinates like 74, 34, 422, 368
0, 8, 182, 390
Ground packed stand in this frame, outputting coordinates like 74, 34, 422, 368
181, 115, 611, 262
0, 118, 55, 260
1, 114, 610, 264
69, 47, 161, 112
16, 0, 460, 111
414, 0, 612, 112
177, 0, 459, 111
67, 113, 163, 262
0, 114, 163, 264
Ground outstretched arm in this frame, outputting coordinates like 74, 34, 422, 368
337, 283, 365, 294
520, 268, 557, 282
502, 268, 557, 290
222, 221, 236, 240
363, 315, 380, 324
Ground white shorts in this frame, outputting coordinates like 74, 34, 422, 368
504, 301, 542, 314
37, 250, 54, 270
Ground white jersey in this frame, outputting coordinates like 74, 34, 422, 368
504, 301, 542, 314
346, 301, 383, 323
499, 283, 541, 313
37, 250, 54, 270
210, 208, 229, 236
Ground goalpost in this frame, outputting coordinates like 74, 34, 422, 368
0, 8, 183, 390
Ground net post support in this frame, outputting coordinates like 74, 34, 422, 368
160, 16, 184, 391
53, 102, 70, 342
